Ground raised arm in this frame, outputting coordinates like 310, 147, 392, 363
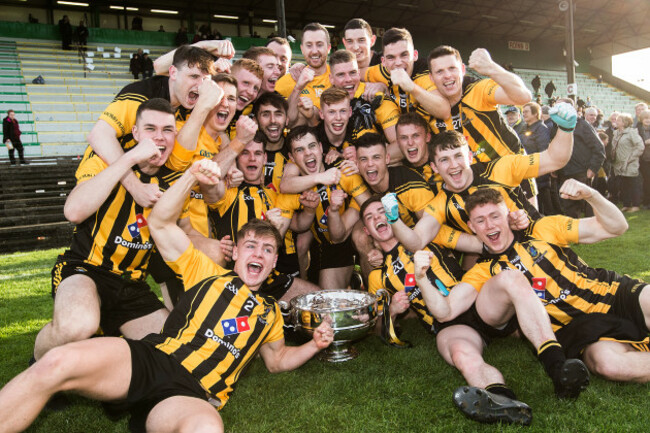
64, 138, 161, 224
153, 40, 235, 75
537, 102, 577, 175
280, 163, 340, 194
327, 189, 358, 243
468, 49, 531, 106
389, 68, 452, 119
148, 159, 221, 262
176, 79, 224, 151
287, 67, 315, 127
559, 178, 628, 244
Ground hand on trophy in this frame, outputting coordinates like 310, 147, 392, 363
312, 319, 334, 349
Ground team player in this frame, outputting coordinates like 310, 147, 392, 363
342, 18, 381, 77
363, 28, 451, 121
387, 102, 577, 253
266, 37, 292, 76
226, 59, 264, 139
275, 22, 332, 126
0, 161, 334, 433
254, 92, 292, 192
87, 45, 215, 208
242, 46, 282, 95
34, 99, 180, 362
395, 112, 438, 188
462, 183, 650, 383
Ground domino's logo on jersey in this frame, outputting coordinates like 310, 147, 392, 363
221, 316, 251, 336
532, 277, 546, 300
319, 212, 328, 225
127, 213, 147, 239
404, 273, 415, 292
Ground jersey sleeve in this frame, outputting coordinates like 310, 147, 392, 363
433, 225, 461, 250
340, 173, 368, 200
208, 187, 238, 216
273, 192, 300, 219
414, 74, 436, 92
98, 97, 144, 138
75, 153, 108, 184
531, 215, 579, 246
274, 74, 296, 99
363, 64, 389, 85
167, 244, 227, 290
368, 269, 385, 295
375, 98, 401, 130
262, 303, 285, 345
165, 140, 196, 172
460, 262, 494, 292
487, 154, 540, 187
466, 78, 500, 109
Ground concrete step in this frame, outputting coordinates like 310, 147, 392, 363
0, 102, 30, 111
29, 93, 113, 103
0, 221, 74, 253
33, 111, 101, 122
25, 84, 122, 94
35, 120, 94, 132
30, 101, 109, 112
37, 131, 87, 143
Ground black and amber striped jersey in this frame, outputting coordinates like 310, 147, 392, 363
145, 245, 284, 407
461, 215, 640, 332
226, 105, 254, 140
64, 152, 182, 280
429, 76, 524, 162
363, 64, 436, 115
368, 242, 464, 329
382, 165, 437, 228
429, 154, 542, 233
208, 182, 300, 254
348, 82, 400, 143
275, 66, 332, 109
263, 146, 291, 193
403, 161, 441, 194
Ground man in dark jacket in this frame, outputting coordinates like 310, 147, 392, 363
3, 109, 27, 165
531, 74, 541, 96
545, 80, 556, 101
554, 98, 605, 217
58, 15, 72, 50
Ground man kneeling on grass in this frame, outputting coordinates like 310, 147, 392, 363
0, 160, 333, 433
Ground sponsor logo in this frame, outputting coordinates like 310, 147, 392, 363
547, 288, 571, 305
114, 236, 153, 250
189, 190, 203, 199
532, 277, 546, 300
404, 273, 415, 292
127, 213, 147, 239
203, 328, 241, 359
221, 316, 251, 336
199, 149, 215, 158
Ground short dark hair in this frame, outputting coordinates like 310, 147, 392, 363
253, 92, 288, 118
236, 218, 282, 251
465, 188, 505, 217
266, 37, 290, 48
286, 124, 318, 152
7, 109, 14, 115
396, 112, 431, 136
135, 98, 175, 123
343, 18, 373, 37
355, 131, 386, 149
428, 45, 462, 64
359, 194, 383, 224
382, 28, 412, 50
302, 22, 330, 44
212, 73, 237, 88
243, 46, 276, 63
329, 49, 356, 67
172, 45, 214, 74
320, 86, 349, 107
429, 130, 467, 161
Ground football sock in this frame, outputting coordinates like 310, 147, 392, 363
537, 339, 566, 380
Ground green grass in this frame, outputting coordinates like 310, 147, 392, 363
2, 213, 650, 432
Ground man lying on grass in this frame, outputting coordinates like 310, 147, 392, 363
360, 195, 588, 426
0, 160, 333, 433
459, 182, 650, 384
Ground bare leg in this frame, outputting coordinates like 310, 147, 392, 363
145, 395, 224, 433
296, 231, 313, 280
120, 308, 169, 340
475, 270, 556, 348
437, 325, 505, 388
33, 274, 101, 360
351, 220, 374, 280
0, 337, 132, 433
583, 340, 650, 383
319, 266, 353, 290
278, 277, 320, 304
637, 284, 650, 330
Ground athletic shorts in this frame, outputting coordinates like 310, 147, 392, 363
432, 304, 519, 345
104, 338, 211, 433
51, 258, 165, 336
276, 251, 300, 278
310, 236, 355, 272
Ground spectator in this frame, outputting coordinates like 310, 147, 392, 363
520, 102, 559, 215
131, 16, 143, 31
3, 109, 27, 165
28, 13, 38, 24
74, 20, 88, 52
612, 112, 644, 212
544, 80, 556, 102
531, 74, 541, 96
584, 107, 598, 128
129, 51, 142, 79
505, 106, 526, 136
596, 74, 603, 87
594, 131, 611, 197
556, 98, 605, 217
252, 31, 261, 38
174, 26, 188, 46
633, 102, 648, 127
595, 109, 604, 129
141, 53, 154, 79
637, 109, 650, 209
158, 25, 165, 32
58, 15, 72, 50
604, 111, 619, 144
541, 105, 554, 130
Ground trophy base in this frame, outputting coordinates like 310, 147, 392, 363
318, 342, 358, 362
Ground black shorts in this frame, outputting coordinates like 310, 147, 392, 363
609, 275, 648, 333
310, 236, 355, 272
104, 339, 210, 433
432, 304, 519, 345
51, 258, 165, 336
276, 251, 300, 278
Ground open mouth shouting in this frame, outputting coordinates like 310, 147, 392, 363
304, 157, 318, 172
216, 109, 230, 122
364, 168, 378, 183
187, 90, 199, 106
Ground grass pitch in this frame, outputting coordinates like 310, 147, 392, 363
1, 213, 650, 432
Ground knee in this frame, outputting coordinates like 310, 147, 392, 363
32, 346, 78, 386
492, 271, 532, 296
178, 414, 223, 433
51, 314, 99, 343
449, 345, 483, 375
585, 354, 623, 381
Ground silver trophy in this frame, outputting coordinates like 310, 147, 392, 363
291, 289, 382, 362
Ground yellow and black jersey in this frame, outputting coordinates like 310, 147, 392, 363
383, 165, 437, 227
263, 146, 290, 193
316, 121, 353, 156
347, 82, 400, 143
225, 105, 254, 140
208, 182, 300, 254
275, 66, 331, 109
63, 152, 182, 280
429, 154, 542, 233
429, 76, 524, 162
403, 161, 441, 194
461, 215, 641, 332
303, 159, 368, 244
368, 242, 464, 329
363, 64, 435, 115
145, 245, 284, 408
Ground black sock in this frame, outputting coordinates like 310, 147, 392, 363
485, 383, 517, 400
537, 339, 566, 380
